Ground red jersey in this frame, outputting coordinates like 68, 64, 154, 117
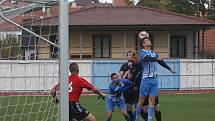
69, 74, 95, 102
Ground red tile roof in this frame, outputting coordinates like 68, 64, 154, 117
28, 6, 215, 27
0, 0, 12, 6
0, 5, 81, 31
0, 15, 45, 31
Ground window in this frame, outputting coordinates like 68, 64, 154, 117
49, 34, 58, 58
170, 36, 186, 58
93, 35, 111, 58
30, 53, 36, 60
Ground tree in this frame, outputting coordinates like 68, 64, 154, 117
208, 0, 215, 20
190, 0, 210, 17
137, 0, 211, 17
124, 0, 134, 6
137, 0, 196, 15
0, 34, 22, 60
167, 0, 196, 16
137, 0, 170, 10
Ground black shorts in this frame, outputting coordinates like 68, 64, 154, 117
124, 88, 139, 104
143, 96, 159, 106
69, 102, 90, 120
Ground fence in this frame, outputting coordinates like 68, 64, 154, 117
180, 59, 215, 90
0, 60, 92, 92
0, 59, 214, 92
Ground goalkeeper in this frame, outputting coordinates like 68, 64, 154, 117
51, 62, 106, 121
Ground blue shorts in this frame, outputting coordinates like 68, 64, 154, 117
105, 97, 126, 112
139, 77, 158, 97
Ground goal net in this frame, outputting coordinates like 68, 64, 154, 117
1, 0, 215, 120
0, 1, 62, 121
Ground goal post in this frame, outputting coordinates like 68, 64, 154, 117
0, 0, 69, 120
59, 0, 69, 121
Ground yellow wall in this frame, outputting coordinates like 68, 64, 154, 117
152, 31, 169, 58
37, 28, 58, 59
69, 31, 137, 59
36, 30, 194, 59
111, 31, 136, 58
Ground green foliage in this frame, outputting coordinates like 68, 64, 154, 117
0, 34, 21, 60
137, 0, 170, 10
137, 0, 196, 15
208, 0, 215, 20
137, 0, 213, 18
124, 0, 134, 6
167, 0, 196, 16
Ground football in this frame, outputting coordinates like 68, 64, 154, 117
138, 31, 149, 40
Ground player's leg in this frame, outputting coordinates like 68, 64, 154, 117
135, 96, 145, 121
132, 89, 140, 121
148, 96, 155, 121
140, 96, 149, 121
69, 102, 93, 121
126, 103, 133, 121
147, 77, 158, 121
106, 112, 113, 121
141, 106, 148, 121
83, 113, 96, 121
118, 99, 131, 121
70, 119, 78, 121
105, 97, 114, 121
154, 96, 162, 121
121, 110, 131, 121
134, 78, 149, 121
124, 91, 134, 121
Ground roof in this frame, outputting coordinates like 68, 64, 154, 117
0, 4, 81, 31
0, 15, 42, 31
0, 0, 12, 6
19, 6, 215, 27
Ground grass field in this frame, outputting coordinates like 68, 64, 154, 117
0, 93, 215, 121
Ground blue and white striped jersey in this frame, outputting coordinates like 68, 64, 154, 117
107, 79, 131, 102
139, 49, 159, 78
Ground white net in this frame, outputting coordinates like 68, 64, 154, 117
0, 1, 60, 121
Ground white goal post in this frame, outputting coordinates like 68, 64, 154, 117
0, 0, 69, 120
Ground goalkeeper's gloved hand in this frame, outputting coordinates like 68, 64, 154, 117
51, 91, 59, 104
98, 95, 105, 100
53, 96, 59, 103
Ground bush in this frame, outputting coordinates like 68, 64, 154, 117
0, 34, 22, 60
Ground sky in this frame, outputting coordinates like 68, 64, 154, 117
100, 0, 112, 3
69, 0, 138, 4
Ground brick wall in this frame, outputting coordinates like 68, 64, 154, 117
201, 29, 215, 58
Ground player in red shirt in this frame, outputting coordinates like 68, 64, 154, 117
51, 62, 106, 121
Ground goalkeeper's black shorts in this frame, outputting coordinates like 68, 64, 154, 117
69, 102, 90, 120
124, 88, 139, 104
143, 95, 159, 106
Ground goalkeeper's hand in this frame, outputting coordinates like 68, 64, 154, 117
51, 91, 59, 104
98, 94, 106, 100
53, 96, 59, 104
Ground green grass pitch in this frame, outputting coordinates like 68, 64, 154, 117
0, 93, 215, 121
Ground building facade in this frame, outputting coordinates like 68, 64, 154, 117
28, 6, 215, 60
